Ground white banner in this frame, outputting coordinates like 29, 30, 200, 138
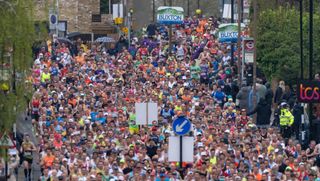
168, 136, 194, 162
135, 102, 158, 125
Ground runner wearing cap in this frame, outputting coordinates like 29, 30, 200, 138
26, 14, 320, 180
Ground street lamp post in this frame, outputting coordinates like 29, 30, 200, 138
253, 0, 257, 122
231, 0, 235, 67
309, 0, 313, 80
152, 0, 155, 22
241, 0, 244, 22
300, 0, 303, 79
56, 0, 59, 37
309, 0, 314, 135
168, 0, 172, 55
128, 8, 133, 46
237, 0, 242, 86
187, 0, 190, 16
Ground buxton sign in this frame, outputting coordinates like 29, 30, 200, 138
218, 23, 245, 43
297, 80, 320, 103
157, 6, 184, 25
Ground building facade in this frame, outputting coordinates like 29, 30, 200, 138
34, 0, 120, 37
34, 0, 220, 38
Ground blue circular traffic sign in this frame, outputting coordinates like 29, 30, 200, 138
172, 117, 191, 136
50, 15, 57, 24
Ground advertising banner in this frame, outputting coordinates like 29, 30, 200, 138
157, 6, 184, 25
297, 80, 320, 103
218, 23, 245, 43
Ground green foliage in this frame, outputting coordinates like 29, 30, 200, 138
256, 6, 320, 85
0, 0, 36, 130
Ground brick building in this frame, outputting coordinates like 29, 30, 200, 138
34, 0, 131, 39
34, 0, 221, 40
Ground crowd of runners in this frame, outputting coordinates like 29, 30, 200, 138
17, 16, 320, 181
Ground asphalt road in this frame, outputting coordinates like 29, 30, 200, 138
16, 112, 41, 181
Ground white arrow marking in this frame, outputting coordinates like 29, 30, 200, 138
176, 120, 188, 132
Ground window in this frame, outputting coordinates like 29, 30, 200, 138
100, 0, 109, 14
100, 0, 122, 14
109, 0, 121, 14
92, 14, 102, 22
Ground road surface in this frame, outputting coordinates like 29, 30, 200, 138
16, 112, 41, 181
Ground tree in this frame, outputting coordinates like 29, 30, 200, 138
0, 0, 36, 130
255, 5, 320, 85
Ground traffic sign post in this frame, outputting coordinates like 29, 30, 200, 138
4, 148, 8, 181
172, 116, 192, 177
0, 132, 15, 181
179, 135, 182, 170
168, 136, 194, 179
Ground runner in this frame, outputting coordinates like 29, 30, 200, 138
20, 134, 36, 181
26, 14, 320, 180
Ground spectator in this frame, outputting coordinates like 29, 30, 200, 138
247, 98, 271, 128
274, 80, 285, 105
26, 15, 320, 181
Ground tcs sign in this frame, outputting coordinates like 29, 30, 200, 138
297, 80, 320, 103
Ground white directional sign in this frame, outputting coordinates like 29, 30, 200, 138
0, 132, 14, 147
135, 102, 158, 125
168, 136, 194, 162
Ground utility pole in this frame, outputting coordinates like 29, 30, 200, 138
128, 10, 131, 46
253, 0, 257, 121
237, 0, 242, 86
56, 0, 59, 36
117, 0, 121, 37
222, 0, 225, 17
309, 0, 314, 128
124, 0, 127, 26
118, 0, 121, 18
241, 0, 243, 22
231, 0, 234, 65
153, 0, 155, 22
187, 0, 190, 16
168, 0, 173, 56
300, 0, 303, 79
309, 0, 313, 80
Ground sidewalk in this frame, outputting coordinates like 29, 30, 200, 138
16, 112, 41, 181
